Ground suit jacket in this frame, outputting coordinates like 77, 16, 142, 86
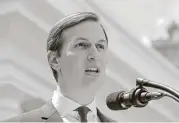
4, 100, 115, 122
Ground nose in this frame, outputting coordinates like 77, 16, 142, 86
87, 45, 100, 61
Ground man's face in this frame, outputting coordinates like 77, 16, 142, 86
57, 20, 108, 95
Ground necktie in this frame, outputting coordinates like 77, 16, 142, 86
75, 106, 90, 122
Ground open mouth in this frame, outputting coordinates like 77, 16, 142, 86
85, 68, 100, 76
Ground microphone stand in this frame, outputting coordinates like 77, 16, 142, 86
136, 78, 179, 103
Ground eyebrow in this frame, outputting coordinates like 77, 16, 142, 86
75, 37, 107, 44
98, 39, 107, 44
75, 37, 88, 41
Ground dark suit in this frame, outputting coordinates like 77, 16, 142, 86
4, 100, 115, 122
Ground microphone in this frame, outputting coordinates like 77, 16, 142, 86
106, 87, 166, 110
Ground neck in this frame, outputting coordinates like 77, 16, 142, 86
57, 86, 95, 105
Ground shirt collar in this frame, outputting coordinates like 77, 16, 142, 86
52, 87, 97, 117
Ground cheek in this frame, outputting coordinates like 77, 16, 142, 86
101, 56, 108, 69
61, 53, 85, 73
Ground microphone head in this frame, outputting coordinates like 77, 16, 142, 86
106, 91, 127, 110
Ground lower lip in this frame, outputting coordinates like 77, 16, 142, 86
85, 71, 100, 76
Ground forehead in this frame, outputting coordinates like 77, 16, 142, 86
61, 20, 106, 43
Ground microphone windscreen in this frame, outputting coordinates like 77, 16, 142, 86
106, 91, 125, 110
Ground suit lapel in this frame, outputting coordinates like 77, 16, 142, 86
97, 108, 115, 122
40, 100, 63, 122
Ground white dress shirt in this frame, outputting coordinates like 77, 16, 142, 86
52, 87, 98, 122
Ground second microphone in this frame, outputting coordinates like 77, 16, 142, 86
106, 87, 165, 110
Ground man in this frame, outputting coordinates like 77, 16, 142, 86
5, 12, 114, 122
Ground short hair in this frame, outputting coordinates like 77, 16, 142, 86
47, 12, 108, 82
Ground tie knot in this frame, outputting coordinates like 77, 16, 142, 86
75, 106, 90, 122
77, 106, 90, 113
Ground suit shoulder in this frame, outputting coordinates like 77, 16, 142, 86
4, 108, 43, 122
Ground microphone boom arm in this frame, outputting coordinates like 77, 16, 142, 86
136, 78, 179, 102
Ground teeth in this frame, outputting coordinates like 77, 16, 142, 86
85, 68, 99, 72
87, 68, 97, 71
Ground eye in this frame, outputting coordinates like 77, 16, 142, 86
96, 44, 105, 49
75, 42, 88, 48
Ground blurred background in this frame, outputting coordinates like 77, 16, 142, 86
0, 0, 179, 121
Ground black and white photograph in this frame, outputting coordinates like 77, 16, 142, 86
0, 0, 179, 122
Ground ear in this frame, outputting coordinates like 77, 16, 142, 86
47, 51, 61, 71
